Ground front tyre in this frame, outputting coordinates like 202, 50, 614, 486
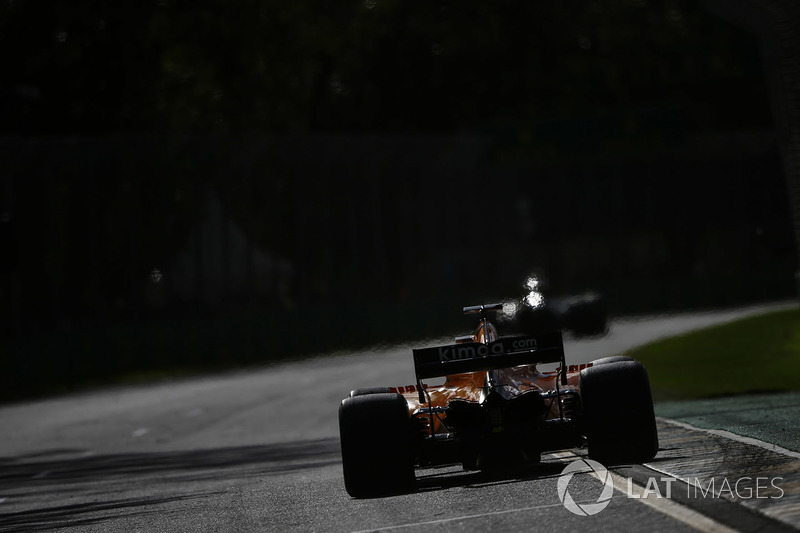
339, 392, 416, 497
579, 360, 658, 464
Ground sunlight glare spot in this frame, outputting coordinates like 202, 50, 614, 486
524, 292, 544, 309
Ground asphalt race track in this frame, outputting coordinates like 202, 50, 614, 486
0, 302, 798, 532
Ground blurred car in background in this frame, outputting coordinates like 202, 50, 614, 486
498, 274, 609, 338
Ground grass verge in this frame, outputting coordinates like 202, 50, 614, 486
623, 308, 800, 402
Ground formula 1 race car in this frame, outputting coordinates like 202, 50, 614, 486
338, 303, 658, 498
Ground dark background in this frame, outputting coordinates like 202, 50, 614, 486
0, 0, 797, 399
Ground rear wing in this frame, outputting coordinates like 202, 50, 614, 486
413, 330, 566, 381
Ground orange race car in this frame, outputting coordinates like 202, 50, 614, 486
338, 303, 658, 498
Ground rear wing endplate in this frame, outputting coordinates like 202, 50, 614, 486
413, 330, 566, 380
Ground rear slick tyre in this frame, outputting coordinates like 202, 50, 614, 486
339, 392, 416, 497
579, 360, 658, 464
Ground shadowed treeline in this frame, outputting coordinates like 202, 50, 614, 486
0, 1, 773, 136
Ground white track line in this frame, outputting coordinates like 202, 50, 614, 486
349, 502, 577, 532
657, 417, 800, 460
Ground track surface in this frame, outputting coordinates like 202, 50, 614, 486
0, 302, 797, 532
